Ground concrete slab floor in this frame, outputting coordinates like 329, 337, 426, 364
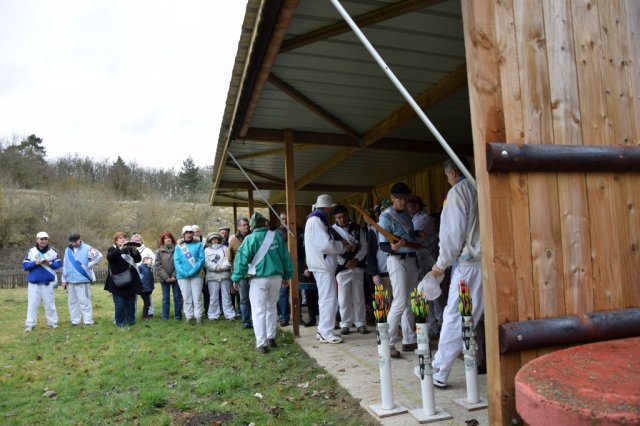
287, 323, 489, 426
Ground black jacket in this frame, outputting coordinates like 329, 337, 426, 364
104, 245, 143, 296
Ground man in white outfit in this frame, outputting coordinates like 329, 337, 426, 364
378, 182, 420, 358
431, 158, 482, 389
23, 231, 61, 331
304, 194, 350, 344
62, 233, 103, 326
331, 205, 369, 335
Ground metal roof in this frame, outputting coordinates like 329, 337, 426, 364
211, 0, 472, 207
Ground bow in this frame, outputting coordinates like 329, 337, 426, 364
350, 204, 423, 250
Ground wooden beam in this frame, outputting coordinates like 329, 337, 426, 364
268, 73, 361, 139
284, 129, 300, 337
360, 63, 468, 147
218, 180, 370, 193
232, 203, 238, 234
239, 0, 300, 138
279, 0, 447, 53
295, 147, 357, 190
225, 162, 284, 184
293, 64, 468, 190
247, 186, 254, 217
243, 127, 474, 155
233, 144, 315, 161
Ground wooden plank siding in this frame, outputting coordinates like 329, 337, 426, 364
463, 0, 640, 423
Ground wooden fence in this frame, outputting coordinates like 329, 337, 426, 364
0, 268, 109, 289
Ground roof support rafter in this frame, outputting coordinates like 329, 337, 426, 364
225, 162, 284, 184
242, 127, 473, 155
294, 63, 468, 190
218, 180, 370, 193
268, 73, 361, 139
279, 0, 447, 53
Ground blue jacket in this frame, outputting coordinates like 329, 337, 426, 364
22, 246, 62, 284
174, 240, 205, 279
138, 264, 155, 293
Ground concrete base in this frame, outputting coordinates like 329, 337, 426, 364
453, 396, 488, 411
409, 406, 453, 423
367, 403, 408, 418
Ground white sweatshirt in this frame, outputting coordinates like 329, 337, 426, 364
304, 213, 345, 274
435, 178, 481, 270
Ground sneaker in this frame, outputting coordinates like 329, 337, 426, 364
257, 345, 268, 355
433, 379, 449, 389
71, 323, 79, 327
48, 324, 59, 329
389, 347, 401, 358
24, 326, 34, 332
357, 326, 369, 334
402, 342, 417, 352
316, 332, 343, 344
242, 324, 253, 329
279, 320, 289, 327
303, 319, 316, 327
340, 327, 350, 335
267, 338, 277, 348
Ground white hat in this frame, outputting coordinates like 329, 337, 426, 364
182, 225, 194, 234
36, 231, 49, 239
313, 194, 335, 209
417, 271, 443, 301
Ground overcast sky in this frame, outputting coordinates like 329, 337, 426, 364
0, 0, 247, 171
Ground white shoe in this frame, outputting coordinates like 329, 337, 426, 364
316, 332, 343, 344
48, 324, 58, 329
24, 326, 34, 332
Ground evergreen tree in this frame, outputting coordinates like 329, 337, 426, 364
177, 157, 204, 199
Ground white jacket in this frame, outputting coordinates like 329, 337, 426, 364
204, 244, 231, 281
435, 178, 481, 270
304, 213, 345, 274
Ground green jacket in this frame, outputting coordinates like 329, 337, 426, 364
231, 227, 293, 282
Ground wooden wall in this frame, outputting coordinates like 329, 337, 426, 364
462, 0, 640, 423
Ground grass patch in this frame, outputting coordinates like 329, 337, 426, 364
0, 287, 374, 425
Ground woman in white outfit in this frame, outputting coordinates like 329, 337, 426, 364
204, 233, 235, 320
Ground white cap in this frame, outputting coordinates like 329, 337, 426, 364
182, 225, 194, 234
417, 271, 443, 301
313, 194, 335, 209
36, 231, 49, 239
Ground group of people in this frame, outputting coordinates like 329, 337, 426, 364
22, 159, 483, 387
302, 158, 483, 389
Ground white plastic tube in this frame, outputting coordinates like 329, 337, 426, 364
462, 315, 480, 404
376, 322, 395, 410
416, 323, 436, 415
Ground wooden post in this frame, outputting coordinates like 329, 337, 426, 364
284, 129, 300, 337
233, 203, 238, 234
247, 187, 254, 217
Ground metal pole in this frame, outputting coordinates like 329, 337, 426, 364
329, 0, 476, 188
227, 151, 295, 238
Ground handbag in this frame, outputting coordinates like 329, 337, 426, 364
109, 266, 133, 287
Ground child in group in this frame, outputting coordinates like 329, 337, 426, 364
138, 254, 155, 320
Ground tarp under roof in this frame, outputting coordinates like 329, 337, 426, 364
210, 0, 473, 207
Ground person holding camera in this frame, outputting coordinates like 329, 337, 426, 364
104, 231, 143, 327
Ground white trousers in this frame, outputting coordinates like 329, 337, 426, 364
178, 276, 203, 320
386, 255, 419, 346
26, 283, 58, 327
207, 279, 235, 320
314, 270, 338, 338
249, 276, 281, 348
433, 264, 483, 383
67, 282, 93, 325
337, 267, 366, 328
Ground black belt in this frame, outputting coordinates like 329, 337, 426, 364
388, 252, 416, 259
